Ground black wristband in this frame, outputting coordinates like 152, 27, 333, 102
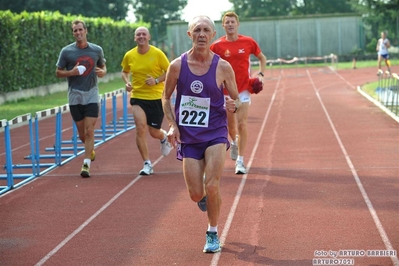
258, 72, 264, 77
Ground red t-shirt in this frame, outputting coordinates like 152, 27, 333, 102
210, 35, 261, 94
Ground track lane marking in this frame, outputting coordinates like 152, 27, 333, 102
332, 69, 356, 89
211, 77, 281, 265
35, 156, 164, 266
306, 69, 399, 266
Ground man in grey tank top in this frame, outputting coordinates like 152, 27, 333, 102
162, 15, 241, 253
56, 19, 107, 178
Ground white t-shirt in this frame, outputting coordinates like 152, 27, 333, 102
378, 38, 389, 55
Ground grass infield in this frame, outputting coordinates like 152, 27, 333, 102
267, 58, 398, 70
0, 79, 125, 121
361, 81, 379, 100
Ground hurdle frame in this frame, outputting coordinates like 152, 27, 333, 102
0, 88, 135, 195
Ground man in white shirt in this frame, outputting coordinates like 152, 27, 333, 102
376, 31, 391, 74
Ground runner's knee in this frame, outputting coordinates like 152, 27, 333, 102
189, 190, 204, 202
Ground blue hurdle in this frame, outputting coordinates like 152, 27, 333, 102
45, 89, 135, 164
0, 88, 135, 195
0, 119, 13, 194
0, 114, 39, 194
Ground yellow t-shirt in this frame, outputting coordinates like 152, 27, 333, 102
121, 45, 170, 100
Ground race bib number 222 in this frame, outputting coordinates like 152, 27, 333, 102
178, 95, 210, 128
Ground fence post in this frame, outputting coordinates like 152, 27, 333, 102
393, 73, 399, 115
377, 70, 384, 102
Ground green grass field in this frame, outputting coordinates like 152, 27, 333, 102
0, 79, 125, 121
337, 59, 398, 70
1, 59, 397, 121
361, 81, 379, 100
265, 58, 399, 70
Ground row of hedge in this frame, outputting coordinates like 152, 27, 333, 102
0, 10, 146, 93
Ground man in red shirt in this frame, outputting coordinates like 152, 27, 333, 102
210, 11, 267, 174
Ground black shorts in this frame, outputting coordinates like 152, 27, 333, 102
130, 98, 164, 129
69, 103, 99, 122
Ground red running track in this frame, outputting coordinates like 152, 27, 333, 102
0, 66, 398, 266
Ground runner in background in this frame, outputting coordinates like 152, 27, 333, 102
376, 31, 391, 75
121, 26, 173, 176
210, 11, 267, 175
56, 19, 107, 178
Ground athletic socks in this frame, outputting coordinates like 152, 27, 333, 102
161, 129, 168, 143
83, 158, 91, 167
208, 225, 218, 233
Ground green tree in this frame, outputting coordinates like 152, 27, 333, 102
228, 0, 297, 18
350, 0, 399, 49
228, 0, 354, 19
0, 0, 129, 21
131, 0, 187, 44
294, 0, 353, 15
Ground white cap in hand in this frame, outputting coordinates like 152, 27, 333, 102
77, 65, 86, 75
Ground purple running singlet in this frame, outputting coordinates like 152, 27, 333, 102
175, 53, 228, 144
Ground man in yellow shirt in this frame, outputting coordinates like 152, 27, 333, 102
121, 26, 172, 175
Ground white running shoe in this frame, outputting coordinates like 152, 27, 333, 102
139, 163, 153, 175
160, 130, 173, 156
235, 161, 246, 174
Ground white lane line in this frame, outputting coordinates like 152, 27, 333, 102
211, 76, 281, 265
306, 69, 399, 266
35, 156, 164, 266
332, 69, 356, 89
